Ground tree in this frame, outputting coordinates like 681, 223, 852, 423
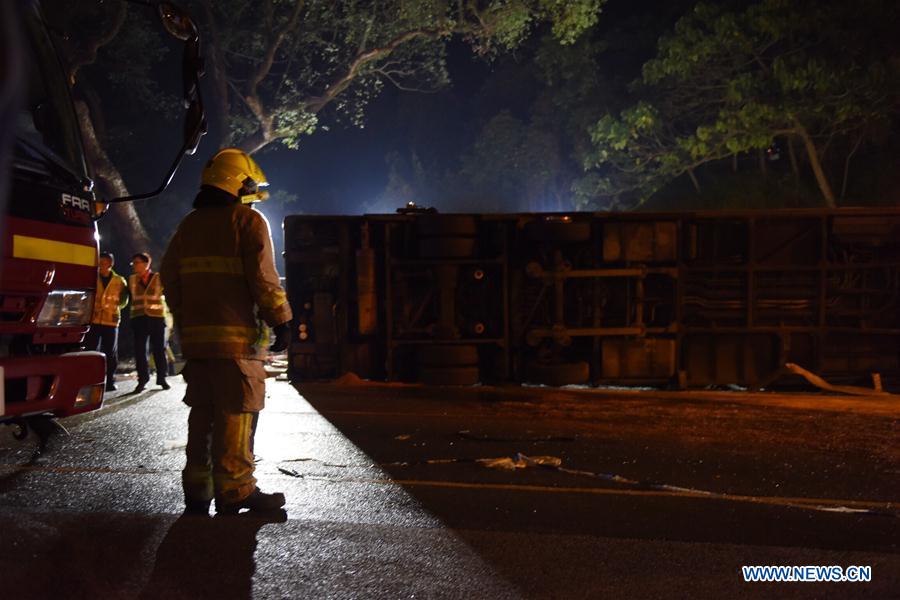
377, 30, 617, 213
379, 5, 683, 214
46, 0, 604, 253
448, 31, 611, 212
195, 0, 605, 154
580, 0, 900, 209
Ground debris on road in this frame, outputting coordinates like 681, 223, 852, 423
162, 440, 186, 452
334, 372, 367, 385
277, 466, 304, 478
458, 430, 576, 443
383, 452, 897, 517
478, 454, 563, 470
786, 363, 892, 397
281, 457, 351, 468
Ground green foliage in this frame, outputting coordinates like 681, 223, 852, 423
580, 0, 900, 208
433, 27, 619, 212
482, 3, 535, 50
52, 0, 604, 208
271, 108, 318, 150
538, 0, 603, 45
193, 0, 603, 151
375, 18, 639, 213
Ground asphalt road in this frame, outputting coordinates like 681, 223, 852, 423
1, 377, 898, 599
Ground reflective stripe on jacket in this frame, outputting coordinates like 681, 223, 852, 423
129, 272, 166, 318
160, 202, 292, 359
91, 271, 129, 326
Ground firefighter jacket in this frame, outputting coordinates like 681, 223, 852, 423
160, 191, 293, 360
129, 272, 166, 318
91, 270, 129, 326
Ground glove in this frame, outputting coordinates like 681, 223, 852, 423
268, 322, 291, 353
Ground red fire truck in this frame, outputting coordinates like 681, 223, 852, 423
1, 1, 205, 439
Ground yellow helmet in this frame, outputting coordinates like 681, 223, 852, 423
201, 148, 269, 203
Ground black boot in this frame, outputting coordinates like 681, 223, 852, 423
216, 488, 285, 515
184, 498, 211, 516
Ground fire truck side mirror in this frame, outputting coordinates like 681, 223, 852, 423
105, 1, 205, 206
184, 98, 206, 156
181, 33, 206, 156
157, 2, 197, 42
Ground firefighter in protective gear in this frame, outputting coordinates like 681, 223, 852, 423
199, 146, 271, 204
161, 147, 292, 516
129, 252, 170, 392
84, 252, 128, 391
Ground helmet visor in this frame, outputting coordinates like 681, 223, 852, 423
239, 177, 270, 204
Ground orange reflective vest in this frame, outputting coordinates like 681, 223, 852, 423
91, 270, 129, 326
161, 203, 292, 359
129, 272, 166, 318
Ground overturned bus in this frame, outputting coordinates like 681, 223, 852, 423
283, 207, 900, 391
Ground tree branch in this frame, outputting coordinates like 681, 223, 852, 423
374, 68, 442, 94
841, 127, 866, 199
305, 27, 451, 114
247, 0, 305, 96
238, 0, 306, 149
792, 118, 836, 207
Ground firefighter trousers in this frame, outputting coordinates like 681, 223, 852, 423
180, 358, 266, 505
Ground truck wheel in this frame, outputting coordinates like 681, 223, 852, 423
419, 344, 479, 367
524, 220, 591, 243
525, 360, 590, 386
420, 366, 481, 386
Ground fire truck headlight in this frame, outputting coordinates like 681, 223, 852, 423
74, 383, 104, 408
36, 290, 94, 327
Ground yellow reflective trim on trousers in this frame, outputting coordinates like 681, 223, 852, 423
259, 289, 288, 310
181, 325, 258, 343
180, 256, 244, 275
215, 412, 256, 499
12, 235, 96, 267
243, 413, 252, 446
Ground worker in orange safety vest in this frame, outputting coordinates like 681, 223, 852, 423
84, 252, 129, 391
161, 148, 292, 516
129, 252, 170, 393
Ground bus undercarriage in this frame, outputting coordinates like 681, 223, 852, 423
285, 207, 900, 391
